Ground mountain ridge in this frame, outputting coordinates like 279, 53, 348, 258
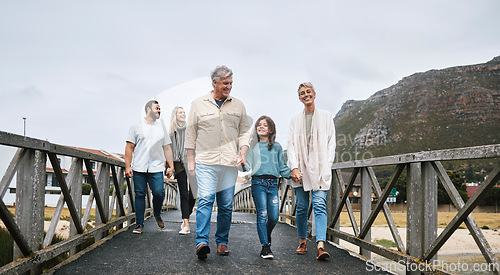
334, 56, 500, 161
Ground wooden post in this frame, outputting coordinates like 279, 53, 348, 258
69, 158, 83, 256
14, 149, 45, 274
407, 162, 423, 274
95, 163, 110, 241
360, 167, 371, 259
422, 162, 437, 263
328, 170, 340, 244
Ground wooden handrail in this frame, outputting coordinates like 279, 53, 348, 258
233, 143, 500, 274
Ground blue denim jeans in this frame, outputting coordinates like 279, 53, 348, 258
195, 164, 237, 247
133, 171, 165, 226
251, 177, 279, 246
295, 187, 328, 242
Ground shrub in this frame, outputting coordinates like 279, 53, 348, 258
0, 227, 13, 266
82, 183, 91, 195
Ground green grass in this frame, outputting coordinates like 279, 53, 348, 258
375, 238, 396, 248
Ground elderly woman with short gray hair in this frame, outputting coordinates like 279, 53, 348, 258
287, 82, 336, 261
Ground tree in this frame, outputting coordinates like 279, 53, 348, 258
437, 170, 468, 204
381, 170, 467, 204
479, 187, 500, 206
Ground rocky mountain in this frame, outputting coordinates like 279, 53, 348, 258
334, 56, 500, 161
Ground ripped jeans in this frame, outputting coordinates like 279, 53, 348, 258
251, 177, 279, 246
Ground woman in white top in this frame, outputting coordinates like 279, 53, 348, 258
287, 82, 336, 261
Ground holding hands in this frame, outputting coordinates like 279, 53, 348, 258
291, 168, 303, 182
166, 167, 174, 178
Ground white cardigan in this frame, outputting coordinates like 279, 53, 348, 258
287, 109, 336, 191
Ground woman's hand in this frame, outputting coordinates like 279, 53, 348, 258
291, 168, 302, 182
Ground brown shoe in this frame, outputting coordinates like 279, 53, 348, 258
196, 244, 210, 260
217, 244, 230, 256
316, 247, 330, 260
295, 242, 307, 254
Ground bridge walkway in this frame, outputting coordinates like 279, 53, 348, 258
51, 210, 387, 274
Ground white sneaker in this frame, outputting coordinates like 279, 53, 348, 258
179, 227, 190, 235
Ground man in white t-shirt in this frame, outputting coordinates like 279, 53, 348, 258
125, 100, 174, 234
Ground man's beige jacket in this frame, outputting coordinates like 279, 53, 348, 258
185, 92, 251, 166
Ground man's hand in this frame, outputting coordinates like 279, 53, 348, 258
234, 153, 246, 168
235, 145, 248, 168
187, 160, 195, 176
186, 149, 196, 176
291, 168, 303, 182
125, 167, 133, 178
124, 142, 135, 178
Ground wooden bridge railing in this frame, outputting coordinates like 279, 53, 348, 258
0, 131, 178, 274
234, 144, 500, 274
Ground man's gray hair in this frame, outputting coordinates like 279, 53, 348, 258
211, 66, 233, 87
297, 82, 315, 96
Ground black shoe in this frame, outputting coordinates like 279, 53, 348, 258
260, 244, 274, 259
196, 244, 210, 260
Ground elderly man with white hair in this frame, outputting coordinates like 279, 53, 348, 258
185, 66, 251, 260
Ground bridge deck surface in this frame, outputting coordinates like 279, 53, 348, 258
52, 210, 388, 274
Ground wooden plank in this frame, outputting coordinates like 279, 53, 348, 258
0, 131, 50, 152
0, 131, 123, 166
0, 148, 26, 198
332, 144, 500, 169
125, 177, 135, 212
279, 180, 290, 213
43, 157, 82, 247
48, 153, 84, 234
82, 189, 94, 226
424, 165, 500, 261
327, 227, 452, 274
360, 168, 372, 259
69, 158, 83, 256
422, 162, 438, 263
14, 149, 45, 274
115, 167, 126, 218
359, 165, 404, 240
328, 170, 341, 244
366, 166, 405, 252
330, 168, 360, 236
407, 163, 423, 263
0, 213, 136, 275
84, 159, 108, 224
432, 161, 500, 268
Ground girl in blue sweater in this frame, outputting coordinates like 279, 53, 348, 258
246, 115, 292, 259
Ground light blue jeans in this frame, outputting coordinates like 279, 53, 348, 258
133, 171, 164, 227
195, 164, 237, 247
251, 177, 279, 246
295, 187, 328, 243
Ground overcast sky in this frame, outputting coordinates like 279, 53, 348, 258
1, 0, 499, 158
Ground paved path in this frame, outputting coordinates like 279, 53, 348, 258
52, 210, 388, 274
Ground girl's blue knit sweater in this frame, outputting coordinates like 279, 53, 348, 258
246, 142, 292, 179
